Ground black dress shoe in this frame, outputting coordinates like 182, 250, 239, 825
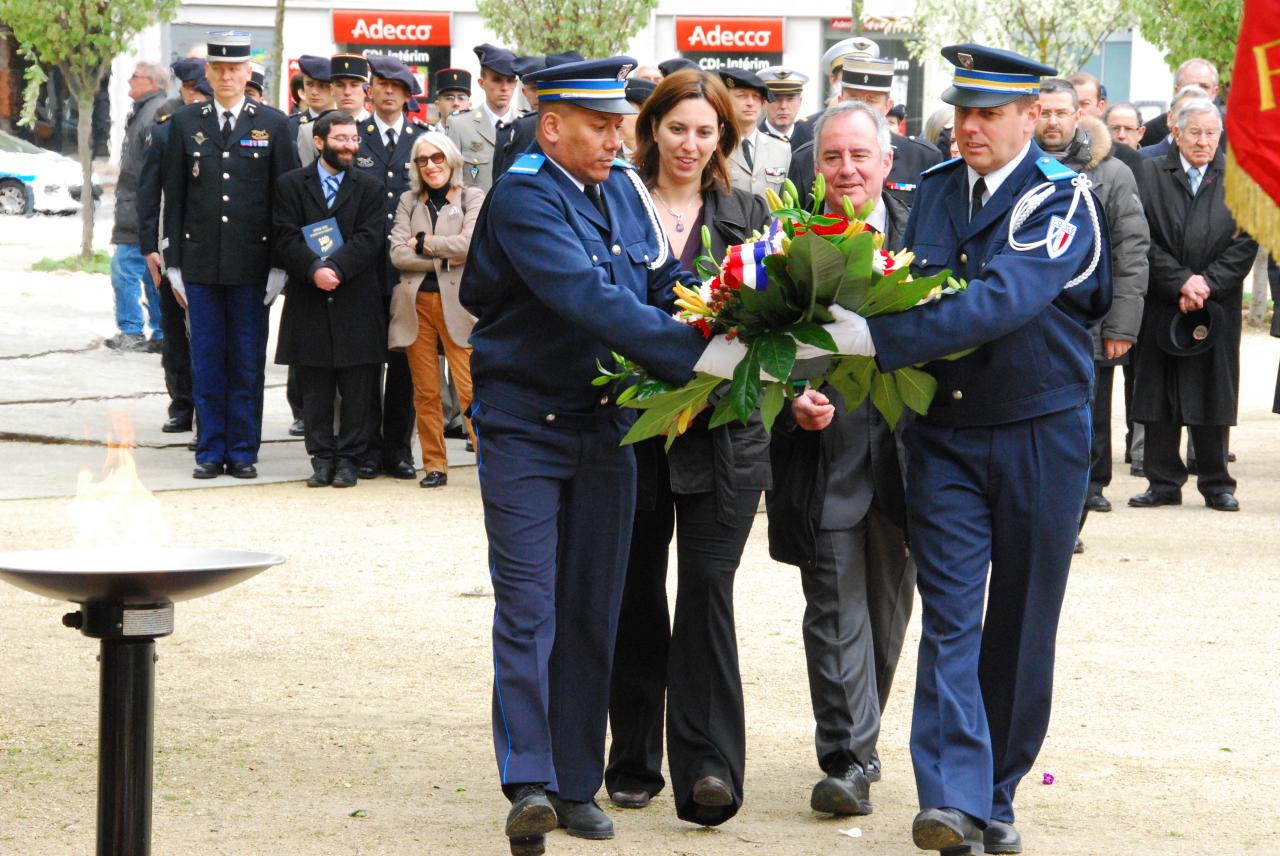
608, 788, 651, 809
912, 807, 984, 854
810, 763, 871, 816
227, 462, 257, 479
506, 784, 557, 856
187, 436, 199, 452
1130, 464, 1145, 477
1129, 490, 1181, 508
985, 819, 1023, 854
1084, 492, 1111, 512
385, 461, 417, 479
1205, 492, 1239, 511
420, 470, 448, 488
692, 775, 734, 808
307, 463, 334, 488
162, 415, 192, 433
866, 749, 881, 783
547, 794, 614, 840
1074, 537, 1085, 554
332, 465, 358, 488
357, 463, 378, 479
288, 418, 305, 437
192, 462, 223, 479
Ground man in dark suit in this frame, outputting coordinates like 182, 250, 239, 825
351, 54, 425, 480
273, 111, 389, 488
767, 100, 913, 819
161, 30, 297, 479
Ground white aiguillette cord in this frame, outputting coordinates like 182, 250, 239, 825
1007, 173, 1102, 289
624, 168, 670, 270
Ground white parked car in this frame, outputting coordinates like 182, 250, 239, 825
0, 129, 101, 215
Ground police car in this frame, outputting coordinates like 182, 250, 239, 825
0, 130, 101, 215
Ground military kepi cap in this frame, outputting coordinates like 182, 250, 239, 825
298, 55, 331, 83
624, 77, 657, 106
207, 31, 251, 62
474, 44, 517, 77
434, 68, 471, 96
758, 66, 808, 95
525, 56, 638, 115
719, 67, 775, 102
247, 63, 265, 95
821, 37, 879, 74
842, 56, 894, 93
941, 44, 1057, 108
331, 53, 370, 83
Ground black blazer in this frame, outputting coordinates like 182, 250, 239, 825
273, 165, 388, 368
767, 192, 911, 566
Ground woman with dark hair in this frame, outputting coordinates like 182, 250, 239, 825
605, 68, 771, 828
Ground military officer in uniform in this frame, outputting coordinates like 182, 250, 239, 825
447, 44, 520, 190
718, 67, 791, 199
459, 55, 866, 856
789, 50, 944, 208
299, 54, 371, 167
432, 67, 471, 131
350, 53, 423, 480
161, 31, 298, 479
287, 55, 334, 156
758, 66, 809, 145
825, 44, 1112, 854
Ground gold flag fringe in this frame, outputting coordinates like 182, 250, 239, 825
1225, 148, 1280, 263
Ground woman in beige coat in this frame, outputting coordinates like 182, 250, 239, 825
388, 131, 482, 487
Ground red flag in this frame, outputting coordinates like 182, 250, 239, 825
1225, 0, 1280, 259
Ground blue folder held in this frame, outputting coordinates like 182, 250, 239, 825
303, 217, 344, 258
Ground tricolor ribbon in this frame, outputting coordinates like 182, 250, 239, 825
723, 220, 784, 290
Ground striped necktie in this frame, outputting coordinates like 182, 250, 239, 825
1187, 166, 1202, 196
323, 175, 340, 209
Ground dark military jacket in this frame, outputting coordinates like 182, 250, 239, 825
353, 114, 424, 293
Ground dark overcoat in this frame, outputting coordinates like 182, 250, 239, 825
273, 164, 388, 368
1131, 147, 1257, 425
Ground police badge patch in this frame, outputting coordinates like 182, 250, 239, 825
1045, 215, 1077, 259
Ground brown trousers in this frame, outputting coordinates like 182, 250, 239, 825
404, 291, 475, 471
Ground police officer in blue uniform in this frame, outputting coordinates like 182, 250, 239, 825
460, 56, 866, 856
162, 31, 298, 479
822, 45, 1112, 854
353, 54, 425, 479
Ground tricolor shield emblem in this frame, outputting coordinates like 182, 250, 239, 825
1045, 215, 1077, 259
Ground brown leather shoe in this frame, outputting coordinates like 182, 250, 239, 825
692, 775, 733, 807
609, 788, 650, 809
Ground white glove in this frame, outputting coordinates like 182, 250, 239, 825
692, 334, 748, 379
824, 304, 876, 357
168, 267, 187, 309
264, 267, 287, 305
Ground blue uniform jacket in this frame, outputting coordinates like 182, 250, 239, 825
868, 142, 1112, 427
460, 146, 708, 416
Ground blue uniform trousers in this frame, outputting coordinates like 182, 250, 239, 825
903, 405, 1090, 824
471, 399, 636, 801
186, 282, 269, 466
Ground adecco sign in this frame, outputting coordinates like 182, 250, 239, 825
332, 10, 451, 46
676, 18, 783, 53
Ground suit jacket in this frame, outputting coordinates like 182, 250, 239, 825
353, 115, 424, 293
767, 192, 910, 565
387, 184, 484, 348
161, 98, 297, 286
727, 131, 791, 198
272, 165, 388, 368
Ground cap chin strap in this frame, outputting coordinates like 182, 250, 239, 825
1007, 173, 1101, 289
623, 169, 669, 270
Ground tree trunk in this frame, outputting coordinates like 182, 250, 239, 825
77, 85, 96, 262
1248, 248, 1268, 327
851, 0, 863, 35
273, 0, 285, 108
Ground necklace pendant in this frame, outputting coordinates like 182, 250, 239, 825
675, 221, 685, 233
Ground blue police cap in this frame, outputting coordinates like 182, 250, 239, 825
941, 44, 1057, 108
525, 56, 638, 115
170, 58, 206, 85
298, 54, 331, 83
658, 57, 699, 77
625, 77, 657, 106
195, 78, 214, 98
719, 67, 775, 103
474, 44, 517, 77
368, 54, 422, 95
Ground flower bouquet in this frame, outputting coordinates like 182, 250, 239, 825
596, 176, 970, 450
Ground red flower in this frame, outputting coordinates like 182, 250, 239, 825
692, 317, 712, 339
794, 216, 851, 237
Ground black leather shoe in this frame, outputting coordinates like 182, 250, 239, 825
1084, 492, 1111, 512
187, 434, 199, 452
385, 460, 417, 479
332, 465, 358, 488
608, 788, 651, 809
192, 462, 222, 479
810, 763, 871, 816
420, 470, 447, 488
984, 819, 1022, 853
547, 795, 614, 840
1130, 464, 1145, 477
227, 462, 257, 479
307, 463, 334, 488
1205, 492, 1239, 511
1227, 451, 1237, 463
288, 418, 305, 437
162, 415, 192, 433
866, 749, 882, 783
505, 784, 557, 856
1129, 490, 1181, 508
912, 807, 984, 854
1074, 537, 1085, 554
357, 463, 378, 479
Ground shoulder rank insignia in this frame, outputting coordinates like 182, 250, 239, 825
611, 157, 635, 170
156, 113, 171, 124
509, 153, 546, 175
922, 156, 963, 177
1035, 156, 1077, 181
200, 104, 213, 116
300, 115, 313, 125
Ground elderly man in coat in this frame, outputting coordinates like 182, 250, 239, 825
1129, 99, 1256, 512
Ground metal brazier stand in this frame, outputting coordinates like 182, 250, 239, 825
0, 548, 284, 856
